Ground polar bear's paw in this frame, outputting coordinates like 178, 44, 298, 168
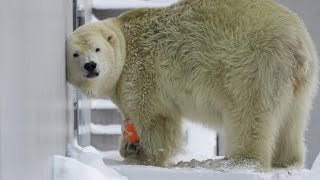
119, 139, 169, 166
124, 142, 141, 154
119, 139, 150, 165
119, 140, 141, 158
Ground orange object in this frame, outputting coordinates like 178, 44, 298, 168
123, 117, 140, 143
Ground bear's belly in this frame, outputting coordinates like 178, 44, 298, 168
159, 77, 225, 129
179, 96, 224, 129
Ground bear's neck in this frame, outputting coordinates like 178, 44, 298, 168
96, 19, 127, 99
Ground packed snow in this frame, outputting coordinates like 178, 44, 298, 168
90, 123, 122, 135
54, 144, 320, 180
53, 156, 124, 180
91, 14, 100, 22
92, 0, 179, 9
54, 145, 127, 180
102, 149, 318, 180
91, 99, 117, 109
311, 153, 320, 171
77, 99, 118, 109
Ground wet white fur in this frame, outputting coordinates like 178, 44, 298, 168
67, 0, 319, 170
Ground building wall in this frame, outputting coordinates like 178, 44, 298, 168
276, 0, 320, 169
0, 0, 73, 180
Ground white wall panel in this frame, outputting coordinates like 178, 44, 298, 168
0, 0, 73, 180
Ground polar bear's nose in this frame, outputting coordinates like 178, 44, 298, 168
84, 61, 97, 72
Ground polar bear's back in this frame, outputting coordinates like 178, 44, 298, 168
119, 0, 317, 118
159, 0, 307, 58
120, 0, 309, 66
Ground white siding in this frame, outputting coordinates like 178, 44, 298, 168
0, 0, 73, 180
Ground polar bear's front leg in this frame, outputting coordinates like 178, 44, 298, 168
120, 114, 183, 167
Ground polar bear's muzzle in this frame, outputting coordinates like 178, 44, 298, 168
86, 72, 99, 79
84, 61, 100, 79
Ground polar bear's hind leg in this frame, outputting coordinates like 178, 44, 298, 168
272, 45, 318, 168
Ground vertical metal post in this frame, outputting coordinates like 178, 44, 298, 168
76, 4, 85, 27
72, 0, 79, 145
73, 0, 90, 147
73, 0, 77, 30
216, 135, 220, 156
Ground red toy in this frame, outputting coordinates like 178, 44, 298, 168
122, 117, 140, 143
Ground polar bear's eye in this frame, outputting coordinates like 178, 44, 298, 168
73, 53, 79, 58
95, 48, 100, 52
107, 35, 112, 41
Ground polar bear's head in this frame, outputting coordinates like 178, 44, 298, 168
67, 21, 125, 98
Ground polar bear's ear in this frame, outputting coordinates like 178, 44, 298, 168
100, 29, 115, 43
104, 33, 115, 43
105, 34, 115, 43
107, 35, 113, 41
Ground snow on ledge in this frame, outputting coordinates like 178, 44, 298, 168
78, 99, 118, 109
107, 155, 320, 180
91, 14, 100, 22
54, 145, 128, 180
104, 150, 320, 180
56, 145, 320, 180
112, 165, 310, 180
90, 123, 122, 135
91, 99, 118, 109
54, 155, 121, 180
311, 153, 320, 171
92, 0, 179, 9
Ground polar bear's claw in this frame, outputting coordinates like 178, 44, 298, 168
124, 142, 141, 155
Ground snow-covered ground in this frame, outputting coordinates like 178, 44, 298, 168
54, 145, 320, 180
54, 145, 126, 180
92, 0, 179, 9
78, 99, 118, 109
90, 99, 118, 109
54, 156, 126, 180
90, 123, 122, 135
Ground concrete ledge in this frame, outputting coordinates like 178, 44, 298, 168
112, 165, 312, 180
67, 146, 320, 180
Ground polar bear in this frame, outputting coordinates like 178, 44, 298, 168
67, 0, 319, 170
